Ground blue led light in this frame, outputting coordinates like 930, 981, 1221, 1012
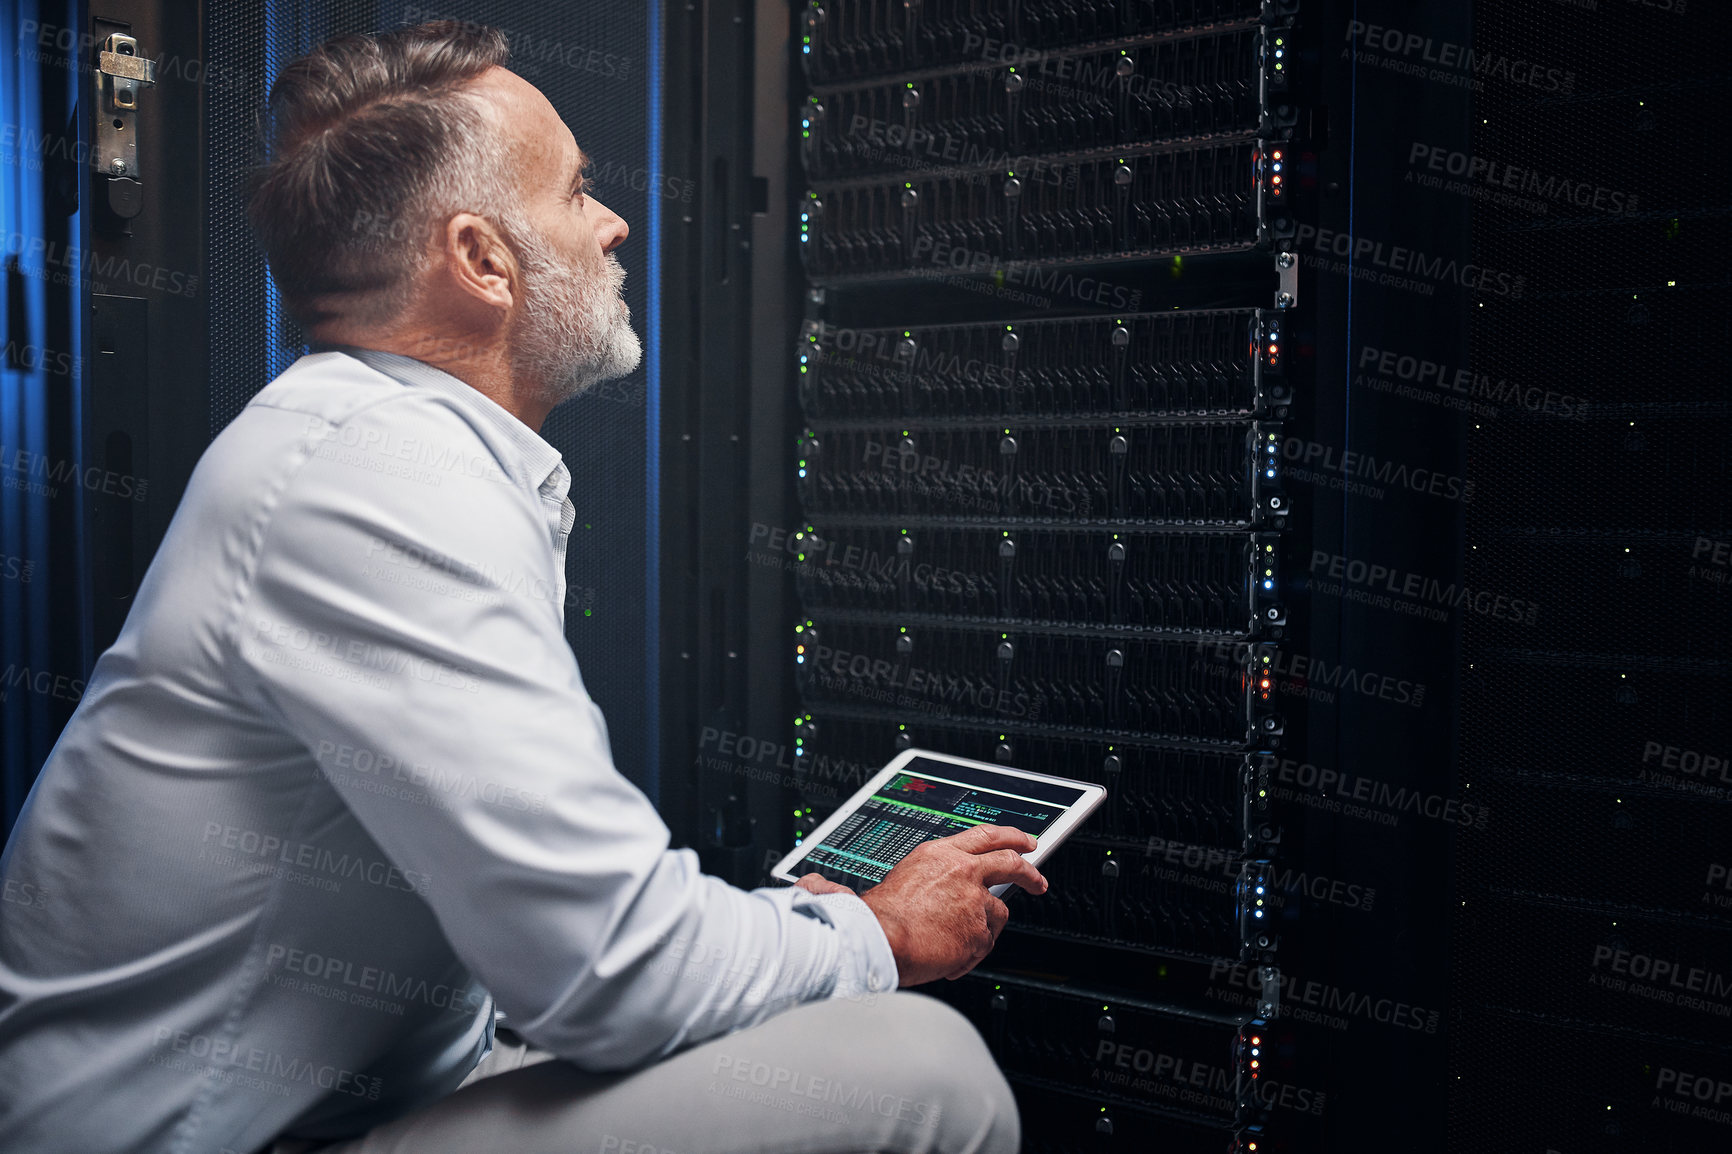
1263, 580, 1274, 590
1254, 909, 1264, 918
1266, 469, 1276, 478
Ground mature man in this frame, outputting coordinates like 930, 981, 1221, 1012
0, 21, 1043, 1154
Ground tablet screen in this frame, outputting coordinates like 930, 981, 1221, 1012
786, 756, 1088, 891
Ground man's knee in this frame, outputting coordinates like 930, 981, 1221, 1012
834, 992, 1019, 1152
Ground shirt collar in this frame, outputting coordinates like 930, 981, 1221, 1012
327, 345, 570, 503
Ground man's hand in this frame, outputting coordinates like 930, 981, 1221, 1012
860, 824, 1047, 987
792, 872, 856, 898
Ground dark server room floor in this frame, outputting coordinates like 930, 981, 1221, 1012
0, 0, 1725, 1152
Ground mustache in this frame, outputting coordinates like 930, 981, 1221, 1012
601, 253, 626, 291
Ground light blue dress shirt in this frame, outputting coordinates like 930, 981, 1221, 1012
0, 349, 897, 1154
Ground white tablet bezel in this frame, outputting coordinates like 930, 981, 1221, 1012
770, 747, 1108, 896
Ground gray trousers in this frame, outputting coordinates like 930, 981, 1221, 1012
275, 991, 1019, 1154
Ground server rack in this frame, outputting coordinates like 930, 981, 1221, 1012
781, 3, 1308, 1148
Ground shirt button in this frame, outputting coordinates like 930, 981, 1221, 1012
867, 974, 883, 993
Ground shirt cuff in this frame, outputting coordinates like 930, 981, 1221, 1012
788, 889, 900, 1001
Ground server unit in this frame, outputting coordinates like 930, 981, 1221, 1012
781, 3, 1308, 1148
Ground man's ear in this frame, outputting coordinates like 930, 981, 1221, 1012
442, 212, 517, 311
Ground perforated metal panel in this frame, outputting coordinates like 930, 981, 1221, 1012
204, 0, 658, 788
1451, 2, 1732, 1149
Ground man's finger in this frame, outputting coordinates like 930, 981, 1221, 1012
793, 872, 856, 897
973, 847, 1047, 894
943, 823, 1038, 856
984, 894, 1010, 941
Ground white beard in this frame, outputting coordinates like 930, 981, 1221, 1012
507, 219, 642, 408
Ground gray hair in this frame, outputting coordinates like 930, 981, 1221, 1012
245, 20, 517, 329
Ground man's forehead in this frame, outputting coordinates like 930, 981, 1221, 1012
472, 66, 581, 174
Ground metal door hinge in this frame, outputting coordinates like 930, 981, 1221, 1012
94, 33, 156, 220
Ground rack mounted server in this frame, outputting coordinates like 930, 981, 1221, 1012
783, 2, 1303, 1149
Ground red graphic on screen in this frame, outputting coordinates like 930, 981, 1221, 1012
892, 775, 938, 793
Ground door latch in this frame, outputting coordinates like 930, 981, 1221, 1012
94, 33, 157, 220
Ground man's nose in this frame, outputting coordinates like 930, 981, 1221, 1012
591, 198, 629, 254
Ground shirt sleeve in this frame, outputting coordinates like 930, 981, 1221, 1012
226, 393, 898, 1071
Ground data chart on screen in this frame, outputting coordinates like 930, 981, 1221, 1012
788, 757, 1084, 891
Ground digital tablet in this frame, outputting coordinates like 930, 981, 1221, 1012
770, 748, 1107, 897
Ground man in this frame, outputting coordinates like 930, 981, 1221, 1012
0, 21, 1044, 1154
